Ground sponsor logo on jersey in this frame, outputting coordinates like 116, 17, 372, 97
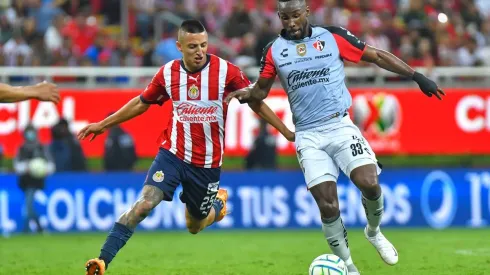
287, 68, 330, 86
296, 43, 307, 56
286, 68, 331, 90
294, 57, 312, 64
315, 53, 332, 59
280, 48, 288, 58
188, 84, 200, 99
176, 102, 219, 122
279, 62, 292, 68
313, 40, 326, 52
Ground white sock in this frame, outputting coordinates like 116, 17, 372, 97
322, 215, 358, 272
362, 193, 384, 237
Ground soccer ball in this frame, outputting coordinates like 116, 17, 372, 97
28, 158, 49, 179
309, 254, 348, 275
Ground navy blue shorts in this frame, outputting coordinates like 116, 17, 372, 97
144, 148, 221, 220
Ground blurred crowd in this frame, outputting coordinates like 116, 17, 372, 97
0, 116, 138, 173
1, 0, 490, 72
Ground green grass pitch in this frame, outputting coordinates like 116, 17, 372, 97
1, 228, 490, 275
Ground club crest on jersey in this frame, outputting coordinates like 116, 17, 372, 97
152, 170, 164, 182
296, 43, 307, 56
313, 40, 326, 52
188, 84, 200, 99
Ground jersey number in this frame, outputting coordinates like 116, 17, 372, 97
350, 143, 364, 157
200, 181, 219, 216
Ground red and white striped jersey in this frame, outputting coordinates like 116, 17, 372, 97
140, 54, 250, 168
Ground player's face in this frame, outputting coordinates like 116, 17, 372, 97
278, 3, 310, 40
177, 31, 209, 71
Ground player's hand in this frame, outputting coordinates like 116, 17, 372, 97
224, 88, 251, 104
412, 72, 445, 100
283, 130, 295, 142
77, 123, 106, 142
30, 81, 60, 103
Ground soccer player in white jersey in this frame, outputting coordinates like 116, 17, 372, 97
79, 20, 294, 275
0, 81, 59, 103
226, 0, 445, 274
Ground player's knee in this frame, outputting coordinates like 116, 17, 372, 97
317, 198, 339, 219
351, 169, 380, 199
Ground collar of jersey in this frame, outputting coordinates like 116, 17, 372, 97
180, 54, 211, 74
280, 25, 314, 41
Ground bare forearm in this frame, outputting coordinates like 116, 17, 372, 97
250, 80, 273, 101
248, 101, 288, 135
371, 49, 414, 78
0, 83, 37, 102
250, 85, 268, 101
100, 97, 149, 129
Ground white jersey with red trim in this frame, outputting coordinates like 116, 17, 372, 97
140, 54, 250, 168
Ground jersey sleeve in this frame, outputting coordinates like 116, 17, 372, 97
139, 66, 170, 106
326, 26, 366, 63
259, 40, 277, 79
226, 62, 252, 91
225, 62, 252, 104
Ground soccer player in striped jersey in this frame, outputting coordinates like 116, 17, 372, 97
226, 0, 445, 274
79, 19, 294, 275
0, 81, 59, 103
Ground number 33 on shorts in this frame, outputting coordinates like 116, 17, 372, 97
350, 135, 371, 157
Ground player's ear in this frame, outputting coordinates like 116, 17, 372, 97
305, 6, 310, 17
176, 40, 182, 52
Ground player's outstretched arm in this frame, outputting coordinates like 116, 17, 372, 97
225, 77, 275, 104
0, 81, 60, 103
361, 45, 445, 100
78, 96, 150, 141
248, 100, 295, 142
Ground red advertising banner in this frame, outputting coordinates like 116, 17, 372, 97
0, 88, 488, 158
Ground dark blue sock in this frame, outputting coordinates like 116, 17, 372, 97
212, 198, 224, 221
99, 222, 134, 269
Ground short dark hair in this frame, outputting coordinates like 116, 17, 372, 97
277, 0, 306, 8
180, 19, 206, 33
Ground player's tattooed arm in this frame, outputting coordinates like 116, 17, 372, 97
118, 185, 164, 230
361, 45, 445, 100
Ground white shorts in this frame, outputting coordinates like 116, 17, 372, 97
295, 115, 382, 189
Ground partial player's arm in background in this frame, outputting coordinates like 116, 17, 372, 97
78, 67, 169, 141
0, 81, 60, 103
